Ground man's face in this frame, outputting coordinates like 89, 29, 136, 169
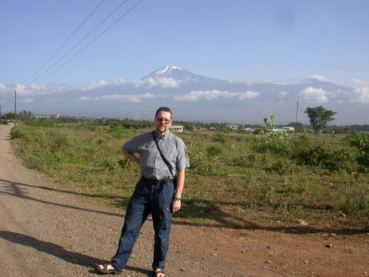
155, 111, 172, 134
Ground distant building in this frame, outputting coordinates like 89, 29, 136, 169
33, 115, 49, 119
281, 126, 295, 132
33, 114, 60, 119
226, 124, 239, 131
241, 127, 255, 133
170, 125, 184, 133
272, 127, 295, 133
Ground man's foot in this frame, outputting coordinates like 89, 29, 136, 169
154, 268, 166, 277
93, 263, 121, 275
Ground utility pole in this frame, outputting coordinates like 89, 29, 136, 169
141, 108, 146, 121
14, 90, 17, 124
295, 95, 299, 136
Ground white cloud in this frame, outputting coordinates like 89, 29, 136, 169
348, 79, 369, 88
16, 84, 50, 96
238, 91, 259, 100
309, 75, 327, 82
356, 87, 369, 103
79, 93, 155, 103
174, 90, 259, 101
0, 83, 6, 95
301, 87, 328, 102
15, 84, 27, 93
265, 80, 296, 85
85, 80, 109, 90
1, 83, 72, 96
138, 77, 180, 88
157, 77, 180, 88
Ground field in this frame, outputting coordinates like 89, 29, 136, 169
9, 119, 369, 229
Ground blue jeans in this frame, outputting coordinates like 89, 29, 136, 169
111, 177, 175, 272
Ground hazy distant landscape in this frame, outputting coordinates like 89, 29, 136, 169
1, 66, 369, 125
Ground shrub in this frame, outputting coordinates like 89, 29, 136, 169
266, 160, 294, 174
231, 154, 258, 167
212, 131, 228, 143
294, 144, 352, 171
279, 181, 307, 194
338, 194, 369, 213
255, 137, 290, 155
346, 133, 369, 168
50, 133, 70, 152
10, 127, 27, 139
108, 123, 125, 138
206, 145, 223, 157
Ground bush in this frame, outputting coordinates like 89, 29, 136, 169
255, 138, 290, 155
206, 145, 223, 157
294, 144, 353, 171
266, 159, 294, 174
231, 154, 258, 167
10, 126, 27, 139
347, 133, 369, 168
279, 181, 307, 194
108, 122, 125, 138
338, 194, 369, 213
212, 131, 228, 143
50, 133, 70, 152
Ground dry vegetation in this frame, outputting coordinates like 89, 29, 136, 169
10, 119, 369, 230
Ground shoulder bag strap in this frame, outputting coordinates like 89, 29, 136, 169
152, 131, 175, 179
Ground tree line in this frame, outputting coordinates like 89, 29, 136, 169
1, 106, 368, 134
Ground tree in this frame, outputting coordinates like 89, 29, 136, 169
305, 106, 336, 134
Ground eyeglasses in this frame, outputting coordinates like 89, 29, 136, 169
156, 117, 171, 123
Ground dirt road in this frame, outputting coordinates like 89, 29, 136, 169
0, 124, 368, 276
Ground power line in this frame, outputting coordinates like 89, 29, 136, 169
22, 0, 106, 85
40, 0, 145, 83
29, 0, 137, 85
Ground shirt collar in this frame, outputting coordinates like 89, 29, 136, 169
154, 130, 171, 140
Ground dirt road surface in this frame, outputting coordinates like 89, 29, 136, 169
0, 124, 368, 276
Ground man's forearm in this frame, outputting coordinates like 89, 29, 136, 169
175, 169, 185, 198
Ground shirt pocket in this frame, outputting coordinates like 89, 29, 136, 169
138, 142, 156, 160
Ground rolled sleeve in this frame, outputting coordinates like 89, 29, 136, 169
176, 138, 190, 170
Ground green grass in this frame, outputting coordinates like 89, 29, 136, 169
10, 120, 369, 229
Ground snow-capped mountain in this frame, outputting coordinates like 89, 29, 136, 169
144, 65, 203, 81
3, 66, 368, 124
149, 65, 185, 77
143, 65, 227, 85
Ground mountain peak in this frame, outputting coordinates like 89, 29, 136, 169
155, 65, 183, 76
141, 66, 230, 89
144, 65, 206, 82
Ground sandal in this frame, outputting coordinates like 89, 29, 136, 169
93, 263, 121, 275
154, 268, 166, 277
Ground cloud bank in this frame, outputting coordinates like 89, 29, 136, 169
174, 90, 259, 101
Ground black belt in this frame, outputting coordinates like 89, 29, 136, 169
141, 176, 172, 184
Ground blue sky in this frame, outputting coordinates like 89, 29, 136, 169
1, 0, 369, 86
0, 1, 369, 125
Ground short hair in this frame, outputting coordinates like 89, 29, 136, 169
155, 106, 172, 118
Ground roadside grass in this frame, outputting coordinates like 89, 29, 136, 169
10, 121, 369, 229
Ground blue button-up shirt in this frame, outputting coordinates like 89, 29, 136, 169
123, 130, 189, 180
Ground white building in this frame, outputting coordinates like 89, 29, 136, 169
226, 124, 239, 131
170, 125, 184, 133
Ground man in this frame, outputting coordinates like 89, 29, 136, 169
94, 107, 189, 277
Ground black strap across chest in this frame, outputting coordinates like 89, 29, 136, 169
152, 131, 175, 179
